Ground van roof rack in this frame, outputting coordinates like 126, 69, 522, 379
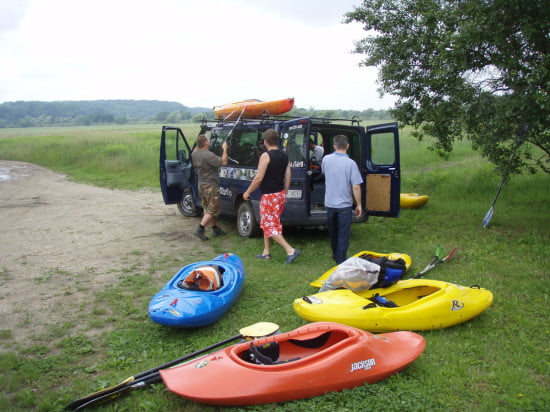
200, 114, 362, 127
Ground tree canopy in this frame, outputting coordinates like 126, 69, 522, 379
346, 0, 549, 175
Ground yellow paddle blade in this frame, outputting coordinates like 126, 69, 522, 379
240, 322, 279, 339
83, 377, 134, 398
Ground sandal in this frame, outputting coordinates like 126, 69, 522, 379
255, 253, 271, 260
285, 249, 301, 264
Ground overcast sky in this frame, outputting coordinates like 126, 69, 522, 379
0, 0, 396, 111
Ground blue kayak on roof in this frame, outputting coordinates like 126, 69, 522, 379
148, 253, 245, 327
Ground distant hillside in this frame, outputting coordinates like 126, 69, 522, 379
0, 100, 212, 127
0, 99, 393, 128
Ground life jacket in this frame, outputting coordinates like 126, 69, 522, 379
359, 255, 407, 288
179, 265, 223, 291
320, 255, 407, 293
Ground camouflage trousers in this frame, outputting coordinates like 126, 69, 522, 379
199, 184, 221, 217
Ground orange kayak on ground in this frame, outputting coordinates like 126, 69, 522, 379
213, 97, 294, 119
160, 321, 425, 406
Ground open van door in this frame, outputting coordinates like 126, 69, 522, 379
279, 118, 311, 222
160, 126, 193, 204
363, 122, 400, 217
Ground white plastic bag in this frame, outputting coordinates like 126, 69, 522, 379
319, 257, 381, 292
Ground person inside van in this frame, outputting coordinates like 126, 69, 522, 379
243, 129, 301, 264
309, 137, 324, 167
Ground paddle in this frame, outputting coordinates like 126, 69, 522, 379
482, 132, 523, 228
411, 247, 458, 279
65, 322, 279, 411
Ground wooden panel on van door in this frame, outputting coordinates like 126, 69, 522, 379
366, 174, 391, 212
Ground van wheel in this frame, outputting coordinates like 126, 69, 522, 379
177, 191, 200, 217
237, 201, 260, 237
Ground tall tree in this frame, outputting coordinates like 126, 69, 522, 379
346, 0, 549, 176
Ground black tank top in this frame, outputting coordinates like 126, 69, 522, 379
260, 149, 289, 194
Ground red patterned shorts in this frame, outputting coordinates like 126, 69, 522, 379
259, 190, 286, 238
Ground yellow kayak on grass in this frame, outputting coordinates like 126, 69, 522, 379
294, 279, 493, 332
400, 193, 429, 208
309, 250, 412, 289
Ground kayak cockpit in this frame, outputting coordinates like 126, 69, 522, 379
231, 327, 358, 367
363, 285, 442, 307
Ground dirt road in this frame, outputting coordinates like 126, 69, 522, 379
0, 161, 200, 343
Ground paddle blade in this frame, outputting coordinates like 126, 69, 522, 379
240, 322, 279, 339
64, 377, 135, 411
443, 247, 459, 262
482, 206, 494, 228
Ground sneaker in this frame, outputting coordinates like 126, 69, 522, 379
212, 226, 226, 237
193, 227, 209, 241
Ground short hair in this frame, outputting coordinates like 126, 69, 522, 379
333, 135, 348, 150
196, 134, 208, 149
263, 129, 279, 146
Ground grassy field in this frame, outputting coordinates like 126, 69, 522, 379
0, 123, 549, 411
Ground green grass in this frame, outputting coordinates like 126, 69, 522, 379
0, 123, 200, 189
0, 124, 549, 411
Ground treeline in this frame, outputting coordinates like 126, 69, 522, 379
0, 100, 393, 128
287, 107, 392, 121
0, 100, 207, 128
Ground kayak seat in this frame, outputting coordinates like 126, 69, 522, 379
246, 342, 301, 365
363, 294, 399, 309
247, 342, 280, 365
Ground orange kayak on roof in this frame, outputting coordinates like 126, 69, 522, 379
213, 97, 294, 119
160, 321, 425, 406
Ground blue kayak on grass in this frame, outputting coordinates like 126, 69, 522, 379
148, 253, 245, 327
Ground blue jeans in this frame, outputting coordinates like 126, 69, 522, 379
326, 207, 353, 264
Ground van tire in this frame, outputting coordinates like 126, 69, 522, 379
177, 190, 201, 217
237, 201, 260, 237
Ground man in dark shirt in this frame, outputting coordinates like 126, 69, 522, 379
191, 135, 228, 240
243, 129, 300, 263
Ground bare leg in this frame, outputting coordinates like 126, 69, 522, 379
270, 234, 295, 255
261, 236, 271, 256
200, 213, 215, 227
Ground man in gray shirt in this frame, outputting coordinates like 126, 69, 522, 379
322, 135, 363, 264
191, 135, 228, 240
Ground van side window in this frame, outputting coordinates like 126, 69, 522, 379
283, 126, 307, 166
209, 131, 222, 155
371, 131, 395, 165
232, 130, 260, 166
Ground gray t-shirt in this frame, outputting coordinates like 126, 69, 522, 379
311, 145, 324, 164
191, 149, 222, 186
322, 152, 363, 208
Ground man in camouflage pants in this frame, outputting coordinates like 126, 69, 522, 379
191, 134, 228, 241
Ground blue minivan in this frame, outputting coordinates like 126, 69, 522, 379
160, 116, 400, 237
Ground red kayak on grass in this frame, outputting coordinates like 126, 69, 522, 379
160, 321, 425, 406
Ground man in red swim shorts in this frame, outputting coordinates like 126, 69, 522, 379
243, 129, 300, 263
